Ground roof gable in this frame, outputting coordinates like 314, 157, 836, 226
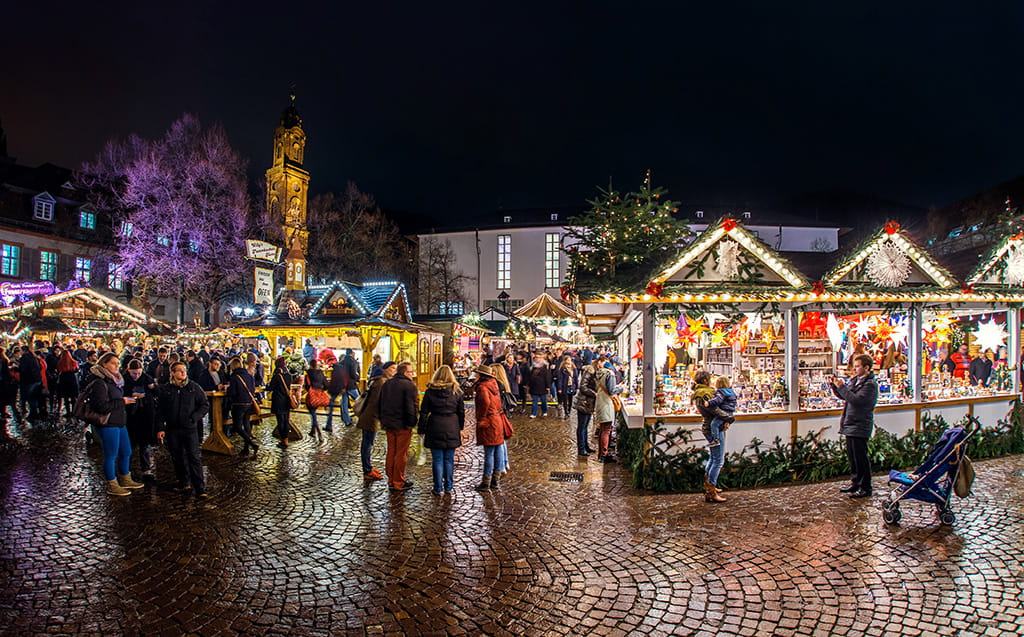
966, 232, 1024, 287
823, 221, 956, 288
651, 217, 807, 288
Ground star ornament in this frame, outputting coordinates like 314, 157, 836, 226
973, 318, 1008, 354
826, 313, 844, 350
686, 316, 708, 340
888, 316, 909, 349
851, 315, 873, 340
709, 327, 728, 346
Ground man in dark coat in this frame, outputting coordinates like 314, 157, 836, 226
186, 351, 206, 382
829, 354, 879, 498
969, 350, 993, 387
379, 362, 419, 491
156, 362, 210, 497
18, 348, 43, 421
327, 349, 361, 431
147, 347, 170, 385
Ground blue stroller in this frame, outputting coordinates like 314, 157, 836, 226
882, 426, 975, 526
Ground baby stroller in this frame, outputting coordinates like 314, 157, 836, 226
882, 426, 975, 526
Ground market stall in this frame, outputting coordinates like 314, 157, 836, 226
577, 218, 1023, 454
0, 285, 172, 346
232, 281, 443, 388
413, 313, 492, 375
513, 292, 585, 344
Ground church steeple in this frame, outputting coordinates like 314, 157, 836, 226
265, 90, 310, 295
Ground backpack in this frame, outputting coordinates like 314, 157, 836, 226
73, 378, 110, 426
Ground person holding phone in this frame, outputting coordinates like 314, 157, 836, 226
84, 352, 144, 496
829, 354, 879, 499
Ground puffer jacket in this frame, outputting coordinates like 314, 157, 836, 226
417, 384, 466, 449
357, 375, 386, 432
574, 365, 598, 415
474, 376, 512, 446
527, 364, 551, 396
83, 366, 127, 427
379, 373, 418, 430
830, 373, 878, 438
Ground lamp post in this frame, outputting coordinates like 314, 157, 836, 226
498, 290, 510, 315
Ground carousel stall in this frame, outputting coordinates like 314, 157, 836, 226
0, 286, 172, 346
578, 218, 1023, 454
513, 292, 585, 344
233, 281, 443, 389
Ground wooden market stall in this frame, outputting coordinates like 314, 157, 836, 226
576, 217, 1023, 455
513, 292, 585, 344
0, 286, 173, 346
232, 281, 443, 389
413, 313, 492, 376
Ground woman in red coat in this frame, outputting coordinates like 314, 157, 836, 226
474, 365, 512, 492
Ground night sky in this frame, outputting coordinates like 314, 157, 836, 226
3, 2, 1024, 224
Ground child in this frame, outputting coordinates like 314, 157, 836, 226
703, 376, 736, 449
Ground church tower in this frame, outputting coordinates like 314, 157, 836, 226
265, 92, 310, 293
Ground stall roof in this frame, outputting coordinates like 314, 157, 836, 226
0, 287, 152, 323
514, 293, 577, 319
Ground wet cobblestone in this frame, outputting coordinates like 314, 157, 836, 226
1, 411, 1023, 636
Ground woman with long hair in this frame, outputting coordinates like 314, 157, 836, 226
55, 349, 80, 418
123, 358, 158, 478
490, 363, 513, 476
474, 365, 513, 492
226, 355, 260, 457
304, 359, 328, 442
417, 365, 465, 495
556, 356, 577, 420
269, 356, 294, 449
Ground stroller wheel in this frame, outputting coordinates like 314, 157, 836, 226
883, 505, 901, 526
939, 511, 955, 526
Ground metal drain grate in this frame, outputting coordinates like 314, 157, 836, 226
549, 471, 584, 482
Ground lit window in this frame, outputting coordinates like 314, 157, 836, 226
1, 244, 19, 277
742, 211, 752, 219
40, 251, 58, 281
503, 216, 511, 223
75, 257, 91, 283
157, 235, 170, 247
545, 233, 560, 288
497, 235, 511, 289
107, 262, 124, 291
550, 213, 559, 221
438, 301, 464, 315
696, 210, 704, 219
33, 194, 55, 221
120, 221, 134, 237
79, 209, 96, 229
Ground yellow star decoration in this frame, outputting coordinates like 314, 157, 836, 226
686, 316, 708, 340
709, 327, 728, 346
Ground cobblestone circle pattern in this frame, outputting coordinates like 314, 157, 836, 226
1, 410, 1023, 636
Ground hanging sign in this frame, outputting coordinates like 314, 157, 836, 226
1, 281, 56, 297
253, 267, 275, 305
246, 240, 282, 264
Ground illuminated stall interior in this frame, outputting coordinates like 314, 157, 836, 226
413, 313, 492, 376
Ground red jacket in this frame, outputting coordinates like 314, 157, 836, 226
951, 352, 971, 379
474, 377, 512, 446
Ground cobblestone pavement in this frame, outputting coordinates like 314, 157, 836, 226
1, 409, 1023, 637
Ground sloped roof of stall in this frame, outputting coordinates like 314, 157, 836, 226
238, 281, 422, 330
822, 220, 957, 288
514, 293, 577, 319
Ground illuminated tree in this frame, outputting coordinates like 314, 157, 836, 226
565, 171, 691, 278
80, 114, 251, 325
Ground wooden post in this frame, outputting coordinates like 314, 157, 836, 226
201, 391, 234, 455
908, 305, 923, 402
1009, 308, 1021, 395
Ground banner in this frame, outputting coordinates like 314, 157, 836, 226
246, 239, 282, 263
253, 267, 274, 305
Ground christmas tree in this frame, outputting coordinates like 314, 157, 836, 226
566, 171, 692, 279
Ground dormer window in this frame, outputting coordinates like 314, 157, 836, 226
33, 193, 55, 222
743, 211, 752, 219
79, 209, 96, 230
503, 215, 512, 223
550, 213, 559, 221
696, 210, 704, 219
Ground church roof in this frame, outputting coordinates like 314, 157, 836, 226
279, 93, 303, 129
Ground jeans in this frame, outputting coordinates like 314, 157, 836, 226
530, 394, 548, 417
496, 441, 509, 473
97, 425, 132, 481
385, 429, 413, 488
430, 447, 455, 492
576, 411, 592, 454
230, 405, 256, 452
21, 383, 41, 420
482, 444, 501, 477
327, 388, 360, 428
705, 420, 726, 486
274, 410, 290, 440
559, 391, 574, 417
308, 407, 321, 434
845, 435, 872, 493
360, 429, 376, 474
167, 428, 205, 492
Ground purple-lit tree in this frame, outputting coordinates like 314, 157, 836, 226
80, 115, 251, 325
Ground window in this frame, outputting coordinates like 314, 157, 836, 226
545, 233, 560, 288
742, 211, 752, 219
107, 262, 124, 291
696, 210, 704, 219
157, 235, 170, 247
120, 221, 134, 238
550, 213, 559, 221
438, 301, 464, 315
497, 235, 511, 289
154, 304, 166, 316
75, 257, 91, 283
79, 209, 96, 229
503, 215, 511, 223
1, 244, 19, 277
33, 194, 55, 221
39, 251, 58, 281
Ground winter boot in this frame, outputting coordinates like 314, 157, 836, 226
475, 477, 491, 492
490, 474, 500, 489
107, 480, 131, 497
118, 474, 145, 490
704, 483, 726, 503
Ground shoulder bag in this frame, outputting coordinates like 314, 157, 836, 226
73, 378, 111, 426
599, 375, 623, 413
281, 371, 299, 410
241, 379, 263, 421
304, 374, 330, 409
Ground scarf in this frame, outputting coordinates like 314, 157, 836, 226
91, 363, 124, 388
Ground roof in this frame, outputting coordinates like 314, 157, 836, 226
514, 293, 577, 319
240, 281, 418, 330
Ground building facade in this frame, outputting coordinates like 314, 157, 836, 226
417, 209, 842, 314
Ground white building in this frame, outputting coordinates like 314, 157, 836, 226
417, 208, 843, 314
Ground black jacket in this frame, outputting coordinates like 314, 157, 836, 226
830, 373, 878, 438
227, 368, 257, 407
328, 355, 360, 394
417, 386, 465, 449
187, 358, 206, 381
268, 369, 293, 413
83, 372, 128, 427
156, 380, 210, 432
18, 352, 41, 387
527, 364, 552, 396
146, 358, 171, 385
969, 357, 993, 386
197, 368, 224, 392
305, 368, 327, 390
379, 373, 418, 430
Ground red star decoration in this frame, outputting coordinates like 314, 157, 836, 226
722, 218, 738, 232
645, 281, 664, 296
884, 220, 900, 235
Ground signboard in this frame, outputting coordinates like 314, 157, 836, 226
0, 281, 56, 297
246, 239, 282, 264
253, 267, 275, 305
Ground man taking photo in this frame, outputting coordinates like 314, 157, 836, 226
830, 354, 878, 499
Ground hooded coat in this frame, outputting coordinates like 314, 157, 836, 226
474, 376, 512, 446
417, 384, 465, 449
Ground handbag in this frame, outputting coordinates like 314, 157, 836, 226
241, 381, 262, 421
500, 390, 518, 415
954, 454, 975, 498
280, 372, 299, 410
599, 374, 623, 413
73, 379, 111, 426
304, 374, 330, 408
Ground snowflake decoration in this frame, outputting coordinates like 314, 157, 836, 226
1005, 244, 1024, 285
866, 240, 912, 287
715, 239, 741, 279
973, 318, 1008, 353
